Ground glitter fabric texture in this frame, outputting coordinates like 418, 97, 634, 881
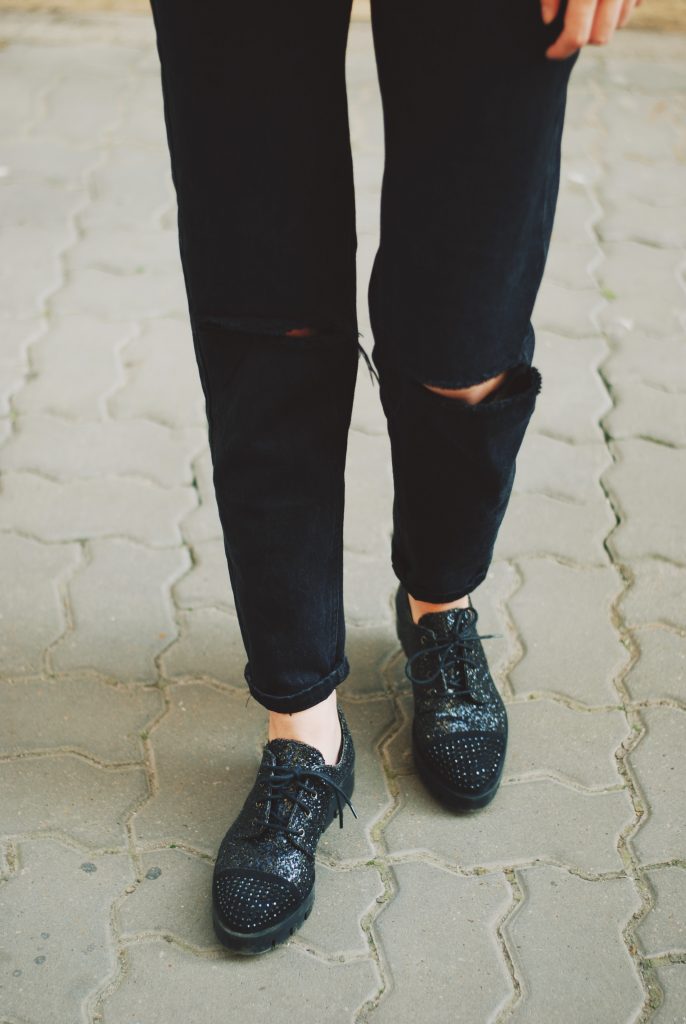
395, 582, 508, 809
212, 706, 356, 954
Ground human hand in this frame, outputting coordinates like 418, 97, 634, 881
541, 0, 645, 59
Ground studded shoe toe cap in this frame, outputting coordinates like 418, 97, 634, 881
213, 869, 303, 934
415, 729, 507, 796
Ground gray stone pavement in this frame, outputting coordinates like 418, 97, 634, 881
0, 9, 685, 1023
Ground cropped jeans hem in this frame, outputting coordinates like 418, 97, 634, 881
245, 654, 351, 714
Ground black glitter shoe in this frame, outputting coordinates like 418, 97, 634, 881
212, 705, 356, 954
395, 582, 507, 810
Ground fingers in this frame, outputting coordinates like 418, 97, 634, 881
590, 0, 625, 43
544, 0, 629, 60
618, 0, 640, 27
540, 0, 562, 24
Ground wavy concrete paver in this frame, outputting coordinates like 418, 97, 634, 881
368, 863, 513, 1024
0, 531, 82, 677
0, 840, 132, 1024
0, 755, 147, 848
51, 538, 189, 681
627, 708, 686, 865
507, 557, 627, 706
99, 941, 379, 1024
624, 628, 686, 705
384, 776, 634, 875
636, 867, 686, 957
505, 865, 644, 1024
0, 674, 162, 762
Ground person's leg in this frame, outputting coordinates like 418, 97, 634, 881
367, 0, 580, 808
148, 0, 361, 953
148, 0, 361, 763
368, 0, 580, 611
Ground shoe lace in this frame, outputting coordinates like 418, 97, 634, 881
405, 608, 502, 696
261, 763, 358, 839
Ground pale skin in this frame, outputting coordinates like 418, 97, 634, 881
273, 0, 644, 763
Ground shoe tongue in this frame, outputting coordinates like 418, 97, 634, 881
417, 605, 473, 640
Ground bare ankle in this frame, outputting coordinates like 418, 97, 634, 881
408, 592, 470, 624
268, 691, 342, 765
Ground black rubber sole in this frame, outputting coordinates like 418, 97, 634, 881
212, 767, 355, 955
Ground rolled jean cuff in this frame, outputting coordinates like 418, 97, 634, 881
394, 561, 492, 606
244, 654, 350, 714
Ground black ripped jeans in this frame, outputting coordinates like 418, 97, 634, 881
148, 0, 580, 712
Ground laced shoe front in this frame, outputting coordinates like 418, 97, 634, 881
212, 706, 356, 954
395, 582, 508, 810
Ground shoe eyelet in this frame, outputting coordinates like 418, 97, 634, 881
296, 827, 305, 836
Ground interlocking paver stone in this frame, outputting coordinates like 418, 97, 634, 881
100, 940, 379, 1024
619, 558, 686, 632
624, 627, 686, 704
0, 470, 197, 545
604, 159, 686, 208
628, 708, 686, 865
514, 434, 613, 502
79, 145, 173, 230
159, 607, 246, 686
368, 863, 512, 1024
602, 330, 686, 391
0, 840, 132, 1024
597, 194, 686, 248
132, 682, 269, 855
65, 227, 180, 275
108, 317, 205, 428
384, 776, 634, 874
604, 440, 686, 564
0, 755, 147, 848
0, 224, 73, 317
603, 378, 686, 447
172, 539, 234, 611
0, 532, 82, 677
596, 242, 686, 337
0, 412, 205, 486
178, 447, 222, 545
505, 865, 643, 1024
50, 265, 188, 320
0, 319, 43, 414
51, 538, 189, 681
507, 557, 627, 706
344, 428, 393, 556
531, 281, 599, 338
636, 866, 686, 956
11, 314, 136, 419
0, 673, 162, 762
340, 622, 396, 698
494, 490, 615, 565
652, 965, 686, 1024
530, 333, 611, 442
